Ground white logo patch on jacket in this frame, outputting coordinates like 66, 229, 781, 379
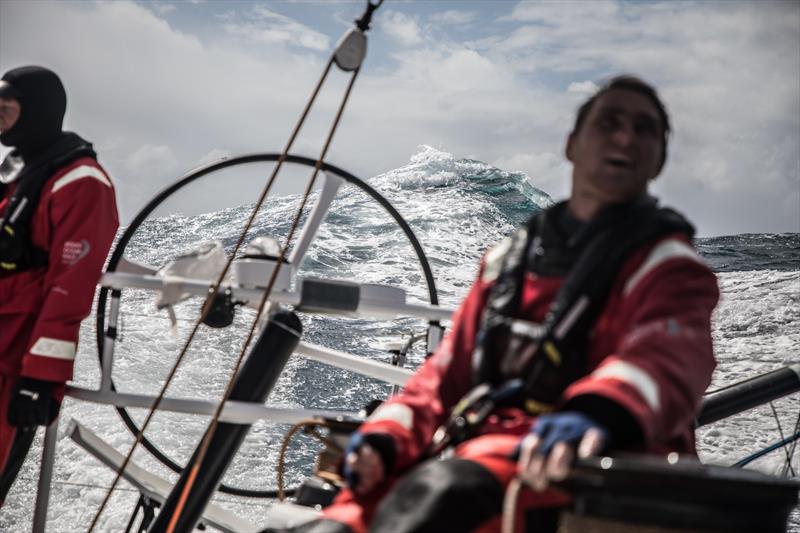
62, 239, 91, 265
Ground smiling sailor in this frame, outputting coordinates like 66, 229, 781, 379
285, 76, 719, 533
0, 66, 119, 505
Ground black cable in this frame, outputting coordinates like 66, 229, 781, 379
780, 407, 800, 478
769, 401, 796, 477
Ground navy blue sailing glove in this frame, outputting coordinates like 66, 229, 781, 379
531, 411, 608, 456
515, 411, 609, 492
7, 377, 61, 429
342, 431, 396, 494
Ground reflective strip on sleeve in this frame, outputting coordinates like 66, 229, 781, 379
51, 165, 112, 193
481, 228, 528, 282
367, 403, 414, 430
592, 360, 660, 411
482, 235, 515, 282
623, 238, 702, 296
29, 337, 77, 361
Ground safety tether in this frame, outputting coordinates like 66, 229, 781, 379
87, 2, 384, 531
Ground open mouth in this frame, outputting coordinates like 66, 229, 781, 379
605, 155, 632, 169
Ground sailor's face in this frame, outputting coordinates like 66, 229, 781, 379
566, 89, 664, 212
0, 97, 21, 133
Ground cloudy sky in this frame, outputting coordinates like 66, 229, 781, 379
1, 0, 798, 236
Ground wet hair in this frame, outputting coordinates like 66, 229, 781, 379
572, 75, 671, 172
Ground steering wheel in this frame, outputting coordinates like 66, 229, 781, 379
94, 153, 440, 497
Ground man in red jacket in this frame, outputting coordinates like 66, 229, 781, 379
287, 75, 719, 533
0, 66, 119, 504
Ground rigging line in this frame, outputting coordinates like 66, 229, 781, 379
733, 431, 800, 468
88, 56, 336, 533
16, 477, 139, 493
780, 407, 800, 478
15, 476, 295, 501
769, 401, 796, 477
704, 368, 796, 396
166, 65, 364, 533
703, 375, 760, 396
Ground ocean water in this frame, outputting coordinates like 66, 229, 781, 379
2, 146, 797, 531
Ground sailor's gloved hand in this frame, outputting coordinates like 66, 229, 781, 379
516, 411, 608, 492
7, 377, 62, 430
342, 432, 396, 496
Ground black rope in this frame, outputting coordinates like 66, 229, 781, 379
15, 476, 297, 502
90, 58, 341, 533
768, 401, 796, 476
781, 406, 800, 478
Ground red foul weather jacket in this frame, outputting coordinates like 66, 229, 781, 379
0, 156, 119, 384
360, 232, 719, 472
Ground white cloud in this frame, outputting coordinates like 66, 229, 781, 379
152, 3, 177, 15
508, 0, 620, 24
429, 10, 477, 26
0, 0, 331, 220
222, 5, 329, 51
195, 148, 232, 167
567, 81, 598, 95
476, 1, 799, 235
125, 144, 179, 176
0, 0, 796, 236
379, 10, 423, 47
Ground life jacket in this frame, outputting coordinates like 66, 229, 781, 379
472, 198, 695, 414
0, 132, 96, 275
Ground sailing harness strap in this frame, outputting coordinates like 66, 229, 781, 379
0, 132, 96, 275
430, 199, 694, 454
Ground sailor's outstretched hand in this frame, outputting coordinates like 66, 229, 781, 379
342, 432, 396, 496
516, 411, 607, 492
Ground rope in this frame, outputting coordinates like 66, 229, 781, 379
276, 419, 342, 502
166, 65, 363, 533
16, 476, 294, 502
90, 3, 380, 528
501, 476, 525, 533
780, 407, 800, 478
769, 401, 797, 477
89, 55, 337, 533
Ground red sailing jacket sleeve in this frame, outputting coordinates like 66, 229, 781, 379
19, 157, 119, 383
358, 249, 500, 471
561, 234, 719, 453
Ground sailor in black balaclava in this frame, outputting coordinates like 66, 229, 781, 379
0, 66, 119, 507
0, 66, 67, 158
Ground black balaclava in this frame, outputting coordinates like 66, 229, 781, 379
0, 66, 67, 159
